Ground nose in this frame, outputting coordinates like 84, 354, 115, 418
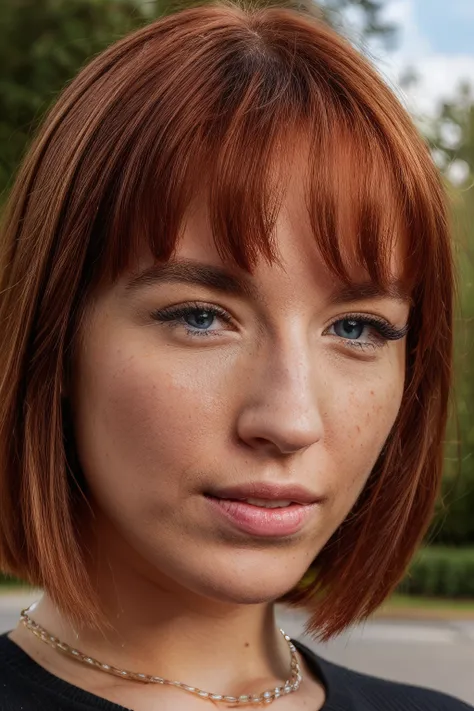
236, 341, 324, 456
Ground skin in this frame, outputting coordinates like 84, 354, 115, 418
10, 163, 409, 711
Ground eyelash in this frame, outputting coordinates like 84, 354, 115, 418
151, 302, 234, 337
150, 302, 408, 351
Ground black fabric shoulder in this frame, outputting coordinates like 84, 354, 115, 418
293, 640, 474, 711
0, 632, 472, 711
0, 632, 130, 710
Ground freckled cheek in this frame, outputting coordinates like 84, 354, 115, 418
362, 386, 402, 430
325, 378, 403, 501
79, 347, 239, 486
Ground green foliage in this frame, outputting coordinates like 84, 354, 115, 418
399, 547, 474, 598
429, 82, 474, 180
412, 82, 474, 547
431, 469, 474, 546
0, 572, 25, 587
0, 0, 151, 196
427, 160, 474, 546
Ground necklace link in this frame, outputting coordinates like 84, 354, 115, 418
20, 608, 302, 706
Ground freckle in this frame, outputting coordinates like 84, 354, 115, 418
244, 642, 249, 647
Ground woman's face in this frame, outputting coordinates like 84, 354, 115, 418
73, 169, 409, 605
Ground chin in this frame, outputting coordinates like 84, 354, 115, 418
200, 580, 294, 606
175, 556, 304, 606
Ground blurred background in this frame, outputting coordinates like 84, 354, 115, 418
0, 0, 473, 704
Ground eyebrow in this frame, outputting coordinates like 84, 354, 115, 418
125, 259, 411, 305
327, 280, 412, 306
125, 260, 258, 300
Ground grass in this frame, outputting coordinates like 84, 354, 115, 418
387, 594, 474, 611
0, 584, 34, 594
374, 593, 474, 620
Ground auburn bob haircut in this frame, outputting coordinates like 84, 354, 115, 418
0, 2, 453, 640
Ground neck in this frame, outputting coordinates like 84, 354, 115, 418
23, 538, 292, 698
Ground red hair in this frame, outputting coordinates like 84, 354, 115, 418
0, 2, 453, 640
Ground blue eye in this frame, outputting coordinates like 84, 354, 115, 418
328, 315, 408, 350
151, 304, 408, 347
332, 319, 365, 340
183, 309, 216, 331
151, 303, 233, 337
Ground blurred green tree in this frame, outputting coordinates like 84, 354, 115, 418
430, 194, 474, 546
0, 0, 148, 196
430, 82, 474, 181
427, 84, 474, 546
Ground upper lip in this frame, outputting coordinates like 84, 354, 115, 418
206, 482, 322, 505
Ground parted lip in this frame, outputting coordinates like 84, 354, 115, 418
205, 482, 323, 505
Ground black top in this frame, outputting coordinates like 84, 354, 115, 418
0, 632, 471, 710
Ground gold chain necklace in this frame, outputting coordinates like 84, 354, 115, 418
20, 608, 302, 706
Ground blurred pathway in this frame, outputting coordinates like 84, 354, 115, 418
276, 606, 474, 705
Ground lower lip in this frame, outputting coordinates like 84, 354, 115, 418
205, 496, 318, 537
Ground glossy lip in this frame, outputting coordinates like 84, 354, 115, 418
205, 496, 319, 537
206, 481, 323, 505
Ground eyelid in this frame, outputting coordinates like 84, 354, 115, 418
152, 301, 233, 320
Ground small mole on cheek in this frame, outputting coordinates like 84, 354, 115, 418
244, 642, 249, 648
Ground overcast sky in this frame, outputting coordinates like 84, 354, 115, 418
366, 0, 474, 117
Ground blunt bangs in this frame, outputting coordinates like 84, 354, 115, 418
0, 2, 453, 638
87, 12, 418, 293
